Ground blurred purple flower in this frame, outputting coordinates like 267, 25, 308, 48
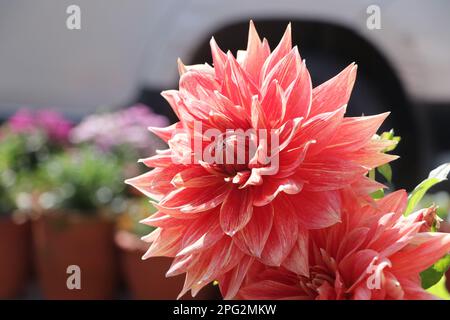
70, 104, 169, 154
8, 108, 72, 143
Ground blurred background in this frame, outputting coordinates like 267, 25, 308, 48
0, 0, 449, 299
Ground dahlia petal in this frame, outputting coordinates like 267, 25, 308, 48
260, 23, 292, 82
158, 183, 230, 214
221, 52, 259, 112
239, 280, 302, 300
143, 227, 184, 259
166, 254, 199, 277
125, 167, 177, 201
276, 116, 304, 152
347, 146, 399, 169
284, 60, 312, 120
250, 95, 268, 129
161, 90, 191, 121
339, 248, 376, 283
383, 271, 405, 299
277, 139, 315, 178
389, 232, 450, 276
281, 226, 309, 277
218, 255, 255, 299
148, 122, 182, 143
242, 21, 269, 83
234, 204, 274, 257
401, 277, 438, 300
210, 37, 228, 81
138, 153, 175, 168
200, 239, 244, 282
336, 227, 370, 262
212, 90, 250, 128
325, 112, 390, 153
178, 259, 210, 299
179, 70, 219, 102
260, 196, 298, 266
252, 176, 303, 207
316, 281, 336, 300
364, 190, 407, 224
178, 214, 223, 256
140, 211, 182, 229
260, 79, 286, 128
298, 156, 366, 191
296, 105, 346, 156
350, 176, 386, 196
366, 212, 421, 257
309, 63, 357, 117
352, 285, 372, 300
220, 187, 254, 236
171, 166, 222, 188
261, 46, 302, 94
292, 190, 342, 229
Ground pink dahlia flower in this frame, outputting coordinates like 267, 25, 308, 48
235, 189, 450, 300
127, 22, 396, 297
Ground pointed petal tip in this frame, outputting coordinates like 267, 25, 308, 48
177, 58, 187, 75
124, 177, 136, 186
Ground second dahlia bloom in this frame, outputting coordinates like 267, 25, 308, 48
235, 188, 450, 300
127, 22, 396, 297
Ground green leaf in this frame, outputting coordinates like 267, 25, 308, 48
379, 129, 401, 152
426, 274, 450, 299
370, 188, 384, 199
405, 163, 450, 215
377, 163, 392, 183
421, 254, 450, 289
368, 169, 375, 181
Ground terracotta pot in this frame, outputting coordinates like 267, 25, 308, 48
32, 212, 119, 299
116, 231, 221, 300
0, 216, 31, 299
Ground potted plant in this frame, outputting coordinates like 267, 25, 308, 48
0, 109, 71, 299
115, 198, 221, 300
32, 147, 125, 299
69, 105, 169, 197
0, 179, 31, 299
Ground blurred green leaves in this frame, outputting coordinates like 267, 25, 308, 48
36, 147, 126, 213
405, 163, 450, 216
421, 254, 450, 289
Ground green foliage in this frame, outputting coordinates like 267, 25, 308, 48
421, 254, 450, 289
0, 127, 66, 215
379, 129, 401, 153
426, 273, 450, 300
369, 129, 399, 191
370, 188, 385, 200
37, 147, 126, 213
407, 164, 450, 290
377, 164, 392, 183
405, 163, 450, 216
419, 192, 450, 220
124, 198, 157, 237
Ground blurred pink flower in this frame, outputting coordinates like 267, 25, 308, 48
8, 108, 72, 143
235, 189, 450, 300
70, 104, 169, 154
127, 22, 396, 297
